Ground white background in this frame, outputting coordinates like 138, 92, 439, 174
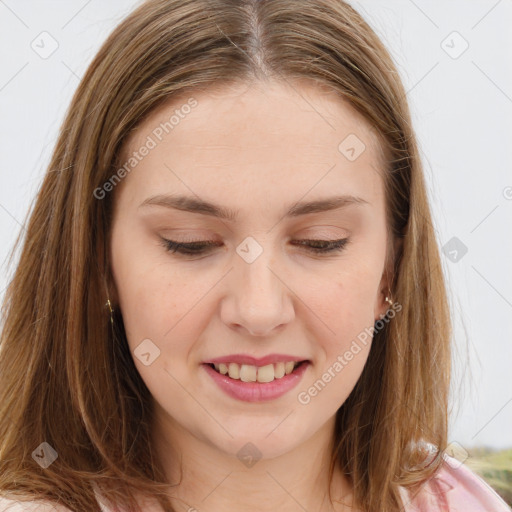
0, 1, 511, 451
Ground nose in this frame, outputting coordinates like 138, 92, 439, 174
220, 247, 295, 337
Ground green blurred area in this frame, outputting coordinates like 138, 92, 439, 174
464, 446, 512, 507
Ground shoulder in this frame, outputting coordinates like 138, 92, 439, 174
0, 494, 116, 512
0, 496, 71, 511
399, 451, 511, 511
0, 487, 125, 512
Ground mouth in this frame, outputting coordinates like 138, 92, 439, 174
204, 360, 309, 383
202, 359, 311, 402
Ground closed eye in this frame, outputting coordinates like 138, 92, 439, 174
159, 237, 350, 256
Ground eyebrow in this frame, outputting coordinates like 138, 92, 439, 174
139, 193, 369, 221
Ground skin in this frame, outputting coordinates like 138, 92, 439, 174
109, 79, 395, 512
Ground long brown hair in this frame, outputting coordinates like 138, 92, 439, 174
0, 1, 452, 511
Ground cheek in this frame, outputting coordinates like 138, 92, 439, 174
301, 340, 371, 409
110, 224, 187, 347
114, 263, 195, 347
111, 247, 221, 395
110, 255, 203, 399
301, 258, 383, 335
295, 265, 379, 411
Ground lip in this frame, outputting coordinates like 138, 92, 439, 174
204, 353, 308, 366
202, 360, 310, 402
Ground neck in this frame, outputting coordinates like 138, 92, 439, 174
148, 403, 355, 512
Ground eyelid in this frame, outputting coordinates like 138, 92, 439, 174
159, 237, 350, 257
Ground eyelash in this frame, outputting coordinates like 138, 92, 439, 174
160, 237, 350, 256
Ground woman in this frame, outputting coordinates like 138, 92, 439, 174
0, 1, 509, 511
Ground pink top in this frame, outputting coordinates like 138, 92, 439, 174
1, 453, 510, 511
398, 452, 511, 511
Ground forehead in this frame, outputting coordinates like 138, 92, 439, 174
117, 79, 387, 209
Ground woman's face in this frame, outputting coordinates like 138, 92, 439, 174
109, 79, 393, 460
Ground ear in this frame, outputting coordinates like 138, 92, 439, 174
373, 236, 402, 322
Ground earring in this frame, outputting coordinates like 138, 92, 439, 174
377, 293, 394, 321
105, 298, 114, 326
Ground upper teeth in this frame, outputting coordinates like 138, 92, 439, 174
213, 361, 301, 383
